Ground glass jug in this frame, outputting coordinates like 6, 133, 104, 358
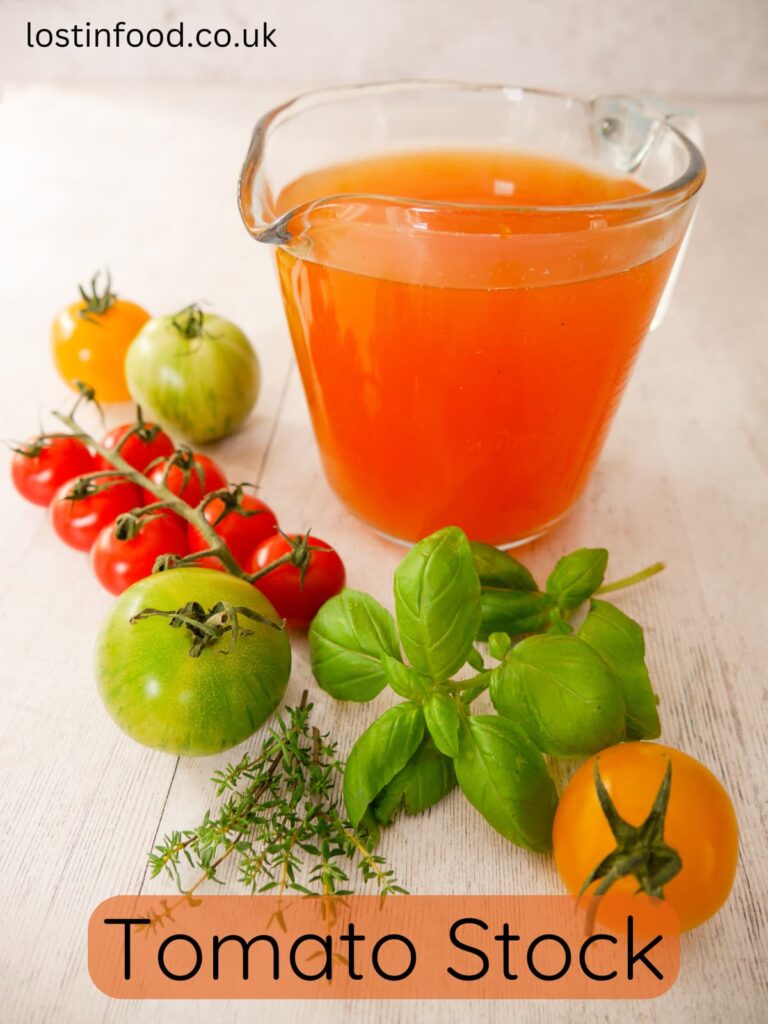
239, 82, 705, 546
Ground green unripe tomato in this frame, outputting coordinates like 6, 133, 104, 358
95, 568, 291, 756
125, 307, 260, 443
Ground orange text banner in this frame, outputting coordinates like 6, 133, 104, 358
89, 894, 679, 1000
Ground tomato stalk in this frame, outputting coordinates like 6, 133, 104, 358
200, 482, 267, 524
170, 303, 206, 339
64, 470, 136, 499
118, 405, 163, 446
10, 437, 54, 458
77, 268, 117, 324
580, 759, 682, 935
246, 529, 330, 585
130, 601, 282, 657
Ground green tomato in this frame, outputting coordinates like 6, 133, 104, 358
125, 307, 260, 443
95, 568, 291, 756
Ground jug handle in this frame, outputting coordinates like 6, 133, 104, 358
641, 97, 704, 150
591, 95, 704, 331
642, 99, 704, 331
591, 94, 704, 170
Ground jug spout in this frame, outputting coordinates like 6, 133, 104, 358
238, 103, 297, 248
238, 119, 349, 256
237, 127, 287, 246
240, 183, 370, 263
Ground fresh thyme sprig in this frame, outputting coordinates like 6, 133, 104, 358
147, 693, 406, 923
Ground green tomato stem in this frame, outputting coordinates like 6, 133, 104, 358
76, 468, 133, 481
133, 501, 174, 515
244, 550, 295, 583
595, 561, 665, 595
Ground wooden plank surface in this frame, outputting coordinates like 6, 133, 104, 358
0, 83, 765, 1023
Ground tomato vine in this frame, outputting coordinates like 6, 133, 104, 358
48, 385, 315, 588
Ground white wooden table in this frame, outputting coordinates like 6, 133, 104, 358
1, 83, 766, 1023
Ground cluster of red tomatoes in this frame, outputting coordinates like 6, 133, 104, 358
11, 423, 345, 628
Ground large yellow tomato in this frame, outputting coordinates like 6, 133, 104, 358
51, 272, 149, 402
553, 742, 738, 932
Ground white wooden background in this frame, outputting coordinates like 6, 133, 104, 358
0, 83, 766, 1023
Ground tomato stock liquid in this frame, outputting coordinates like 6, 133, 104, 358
275, 150, 678, 545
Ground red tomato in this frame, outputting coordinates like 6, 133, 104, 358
91, 514, 189, 595
100, 422, 174, 472
143, 452, 227, 507
248, 533, 345, 629
11, 436, 96, 506
187, 494, 278, 570
50, 476, 143, 551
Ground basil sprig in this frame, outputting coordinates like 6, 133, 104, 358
309, 526, 663, 856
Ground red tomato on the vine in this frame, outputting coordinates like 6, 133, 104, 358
143, 452, 227, 507
91, 514, 189, 595
187, 494, 278, 570
248, 533, 345, 629
50, 476, 143, 551
100, 422, 174, 472
11, 436, 97, 506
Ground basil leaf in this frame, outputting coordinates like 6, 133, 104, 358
382, 654, 431, 701
491, 634, 626, 756
309, 589, 401, 702
423, 693, 461, 757
394, 526, 481, 680
470, 541, 537, 591
545, 548, 608, 610
478, 589, 553, 641
578, 599, 661, 740
343, 703, 425, 828
454, 715, 557, 852
371, 736, 456, 825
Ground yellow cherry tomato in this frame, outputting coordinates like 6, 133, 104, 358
51, 272, 149, 402
553, 742, 738, 932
